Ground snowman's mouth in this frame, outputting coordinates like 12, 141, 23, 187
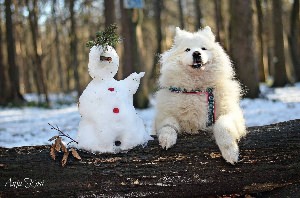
100, 56, 112, 62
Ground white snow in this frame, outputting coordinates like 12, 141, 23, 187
0, 83, 300, 148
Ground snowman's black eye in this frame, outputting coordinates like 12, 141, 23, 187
201, 47, 207, 50
185, 48, 191, 52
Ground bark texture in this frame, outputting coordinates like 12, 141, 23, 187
1, 120, 300, 197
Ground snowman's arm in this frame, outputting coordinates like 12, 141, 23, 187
123, 72, 145, 94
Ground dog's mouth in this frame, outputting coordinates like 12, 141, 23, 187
100, 56, 112, 62
190, 59, 205, 70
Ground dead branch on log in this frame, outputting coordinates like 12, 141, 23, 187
1, 120, 300, 197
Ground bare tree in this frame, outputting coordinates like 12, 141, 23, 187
271, 0, 288, 87
26, 0, 49, 105
104, 0, 116, 28
4, 0, 25, 105
52, 0, 65, 92
194, 0, 202, 30
178, 0, 185, 29
229, 0, 259, 98
288, 0, 300, 82
69, 0, 81, 97
0, 8, 9, 105
151, 0, 163, 82
120, 1, 149, 108
255, 0, 266, 82
214, 0, 226, 48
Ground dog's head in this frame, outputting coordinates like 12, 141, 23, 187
174, 26, 214, 70
160, 26, 233, 78
88, 45, 119, 79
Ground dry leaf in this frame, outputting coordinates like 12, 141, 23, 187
54, 137, 62, 151
61, 141, 68, 153
50, 145, 56, 160
61, 151, 69, 167
71, 148, 81, 160
210, 152, 221, 159
48, 135, 59, 142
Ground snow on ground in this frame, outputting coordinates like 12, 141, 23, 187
0, 83, 300, 148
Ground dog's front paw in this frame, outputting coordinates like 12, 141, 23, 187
158, 126, 177, 150
218, 142, 239, 164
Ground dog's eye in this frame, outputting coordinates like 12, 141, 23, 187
185, 48, 191, 52
201, 47, 207, 50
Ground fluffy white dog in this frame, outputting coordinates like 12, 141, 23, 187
154, 26, 247, 164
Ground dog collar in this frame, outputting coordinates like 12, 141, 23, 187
162, 86, 215, 126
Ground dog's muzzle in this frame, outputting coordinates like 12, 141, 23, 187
192, 51, 203, 69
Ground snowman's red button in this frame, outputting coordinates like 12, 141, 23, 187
108, 88, 114, 92
113, 108, 119, 113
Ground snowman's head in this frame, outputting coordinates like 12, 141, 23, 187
88, 45, 119, 79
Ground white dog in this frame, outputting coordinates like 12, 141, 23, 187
154, 26, 247, 164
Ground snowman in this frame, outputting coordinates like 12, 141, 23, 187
76, 45, 152, 153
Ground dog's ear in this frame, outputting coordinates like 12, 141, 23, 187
200, 26, 215, 42
174, 27, 186, 44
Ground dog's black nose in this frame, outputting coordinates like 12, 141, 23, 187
193, 51, 201, 58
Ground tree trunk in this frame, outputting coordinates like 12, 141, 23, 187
150, 0, 163, 83
1, 120, 300, 197
193, 0, 202, 30
120, 1, 149, 108
229, 0, 259, 98
69, 0, 81, 98
52, 0, 65, 92
4, 0, 25, 105
0, 10, 9, 105
288, 0, 300, 82
178, 0, 185, 29
26, 0, 49, 105
214, 0, 226, 48
255, 0, 266, 82
104, 0, 116, 28
271, 0, 288, 87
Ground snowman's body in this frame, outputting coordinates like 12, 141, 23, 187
77, 46, 152, 152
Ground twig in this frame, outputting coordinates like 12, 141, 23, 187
48, 123, 78, 144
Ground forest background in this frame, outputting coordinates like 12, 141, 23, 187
0, 0, 299, 108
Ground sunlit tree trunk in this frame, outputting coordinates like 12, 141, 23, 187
229, 0, 259, 98
120, 1, 149, 108
5, 0, 25, 105
0, 10, 9, 105
288, 0, 300, 82
271, 0, 288, 87
26, 0, 49, 105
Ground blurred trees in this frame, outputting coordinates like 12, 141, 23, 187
272, 0, 288, 87
289, 0, 300, 81
4, 0, 25, 105
229, 0, 259, 98
0, 0, 299, 107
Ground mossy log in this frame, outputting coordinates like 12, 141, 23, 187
1, 120, 300, 197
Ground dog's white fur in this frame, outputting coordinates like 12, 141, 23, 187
154, 26, 247, 164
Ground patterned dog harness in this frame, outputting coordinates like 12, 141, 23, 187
162, 86, 215, 127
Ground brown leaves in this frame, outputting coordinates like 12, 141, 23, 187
62, 152, 69, 167
71, 148, 81, 160
48, 135, 81, 167
50, 145, 56, 160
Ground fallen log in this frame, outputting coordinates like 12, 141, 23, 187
0, 120, 300, 197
